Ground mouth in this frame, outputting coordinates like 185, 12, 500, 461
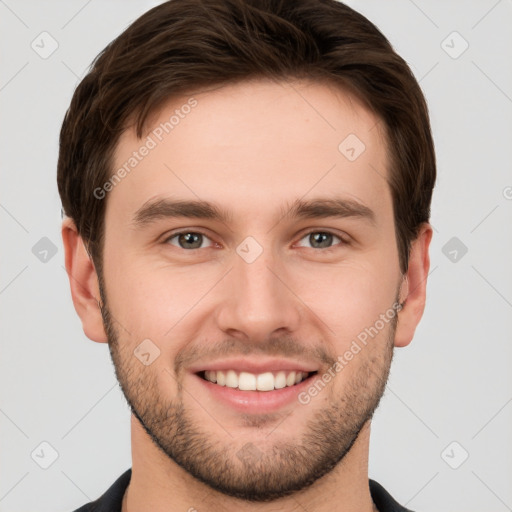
197, 369, 318, 391
188, 358, 321, 413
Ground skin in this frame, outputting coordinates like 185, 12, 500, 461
62, 78, 432, 511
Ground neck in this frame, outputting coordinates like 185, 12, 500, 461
122, 415, 377, 512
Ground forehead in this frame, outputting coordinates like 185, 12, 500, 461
107, 78, 391, 227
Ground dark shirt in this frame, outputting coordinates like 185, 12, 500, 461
72, 469, 414, 512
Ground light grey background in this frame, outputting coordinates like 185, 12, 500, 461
1, 1, 511, 511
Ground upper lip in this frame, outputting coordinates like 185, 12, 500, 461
188, 357, 319, 375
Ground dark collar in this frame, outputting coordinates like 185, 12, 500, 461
73, 469, 414, 512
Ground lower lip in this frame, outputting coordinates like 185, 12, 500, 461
192, 373, 316, 414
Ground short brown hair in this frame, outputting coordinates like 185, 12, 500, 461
57, 0, 436, 276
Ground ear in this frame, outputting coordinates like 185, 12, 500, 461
61, 217, 108, 343
394, 223, 433, 348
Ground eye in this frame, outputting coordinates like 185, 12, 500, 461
296, 231, 346, 250
164, 231, 214, 250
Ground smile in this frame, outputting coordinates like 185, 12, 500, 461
199, 370, 316, 391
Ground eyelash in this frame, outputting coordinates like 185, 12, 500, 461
163, 229, 350, 251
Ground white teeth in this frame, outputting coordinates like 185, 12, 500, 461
205, 370, 217, 383
286, 371, 296, 387
256, 372, 275, 391
216, 371, 226, 386
274, 371, 287, 389
239, 372, 256, 390
225, 370, 238, 388
203, 370, 309, 391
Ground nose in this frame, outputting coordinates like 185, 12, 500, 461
215, 241, 302, 343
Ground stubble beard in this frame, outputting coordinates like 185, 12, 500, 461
100, 283, 396, 502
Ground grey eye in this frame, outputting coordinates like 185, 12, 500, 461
297, 231, 342, 249
167, 232, 212, 250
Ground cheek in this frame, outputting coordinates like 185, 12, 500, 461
299, 257, 399, 345
103, 253, 217, 345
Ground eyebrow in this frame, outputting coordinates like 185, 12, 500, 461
131, 196, 376, 228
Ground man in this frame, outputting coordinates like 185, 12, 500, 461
58, 0, 435, 510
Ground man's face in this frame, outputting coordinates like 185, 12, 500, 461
99, 78, 403, 500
